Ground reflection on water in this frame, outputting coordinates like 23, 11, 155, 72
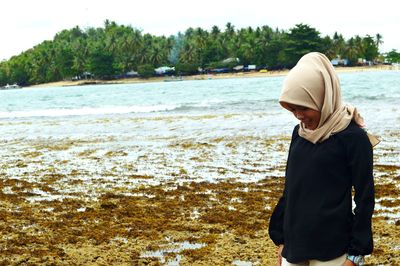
140, 240, 206, 265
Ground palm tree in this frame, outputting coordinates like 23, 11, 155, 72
119, 29, 142, 71
332, 32, 346, 58
149, 45, 164, 66
353, 35, 365, 59
211, 25, 221, 36
344, 37, 359, 65
225, 22, 235, 38
137, 46, 149, 65
179, 41, 196, 64
71, 39, 89, 75
375, 33, 383, 51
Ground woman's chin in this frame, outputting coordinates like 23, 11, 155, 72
304, 124, 317, 130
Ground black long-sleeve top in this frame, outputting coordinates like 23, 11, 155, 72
269, 122, 374, 263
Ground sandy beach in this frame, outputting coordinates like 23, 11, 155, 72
28, 65, 397, 89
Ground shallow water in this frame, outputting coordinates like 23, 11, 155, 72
0, 71, 399, 194
1, 71, 399, 133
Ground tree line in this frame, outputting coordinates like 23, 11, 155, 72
0, 20, 398, 86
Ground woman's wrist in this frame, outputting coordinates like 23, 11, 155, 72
343, 259, 356, 266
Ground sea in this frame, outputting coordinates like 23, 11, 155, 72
0, 71, 399, 194
1, 71, 399, 137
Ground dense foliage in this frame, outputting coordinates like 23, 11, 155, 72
0, 20, 390, 86
384, 49, 400, 64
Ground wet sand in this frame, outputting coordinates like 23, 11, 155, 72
0, 116, 399, 265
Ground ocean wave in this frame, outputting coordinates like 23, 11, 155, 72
0, 98, 281, 118
0, 105, 180, 118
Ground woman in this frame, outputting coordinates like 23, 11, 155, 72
268, 52, 378, 266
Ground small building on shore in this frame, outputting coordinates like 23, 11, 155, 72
1, 83, 21, 90
331, 58, 349, 66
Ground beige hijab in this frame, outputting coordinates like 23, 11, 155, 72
280, 52, 379, 146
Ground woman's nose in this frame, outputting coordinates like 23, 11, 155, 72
294, 111, 304, 120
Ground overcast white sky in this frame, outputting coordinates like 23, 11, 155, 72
1, 0, 399, 60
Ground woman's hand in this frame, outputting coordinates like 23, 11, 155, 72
342, 259, 356, 266
277, 245, 284, 266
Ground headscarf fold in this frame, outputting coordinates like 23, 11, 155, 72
280, 52, 379, 146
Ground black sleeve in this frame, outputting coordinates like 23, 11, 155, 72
269, 189, 286, 246
268, 126, 298, 246
345, 128, 375, 255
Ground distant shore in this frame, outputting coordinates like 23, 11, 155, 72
28, 65, 398, 89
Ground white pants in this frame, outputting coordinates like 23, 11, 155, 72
282, 254, 347, 266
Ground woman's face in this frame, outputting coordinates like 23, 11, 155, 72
282, 103, 321, 130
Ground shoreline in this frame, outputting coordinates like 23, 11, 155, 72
28, 65, 397, 89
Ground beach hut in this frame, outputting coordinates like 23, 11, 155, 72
247, 65, 256, 71
331, 58, 349, 66
233, 65, 244, 72
222, 57, 240, 64
155, 66, 175, 75
2, 83, 21, 90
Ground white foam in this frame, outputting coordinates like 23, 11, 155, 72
0, 104, 179, 118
